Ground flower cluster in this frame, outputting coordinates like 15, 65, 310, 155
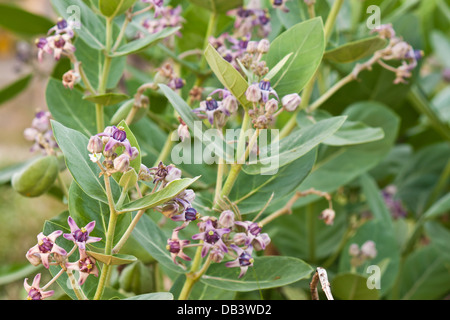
87, 126, 139, 174
24, 216, 101, 299
193, 88, 239, 127
35, 18, 77, 62
154, 62, 185, 91
371, 24, 423, 84
240, 38, 271, 77
228, 1, 271, 38
246, 78, 301, 128
209, 32, 252, 70
140, 5, 184, 37
23, 110, 59, 155
166, 205, 271, 278
348, 240, 377, 268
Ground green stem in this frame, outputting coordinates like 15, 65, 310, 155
307, 203, 316, 263
324, 0, 344, 42
200, 12, 217, 71
94, 175, 118, 300
178, 245, 204, 300
67, 268, 88, 300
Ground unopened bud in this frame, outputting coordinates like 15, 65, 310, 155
361, 240, 377, 259
233, 233, 248, 246
113, 154, 130, 173
264, 98, 279, 114
281, 93, 302, 112
246, 41, 258, 54
165, 165, 182, 182
245, 83, 262, 102
257, 39, 270, 54
218, 210, 235, 228
87, 135, 103, 154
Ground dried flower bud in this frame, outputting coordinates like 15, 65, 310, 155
282, 93, 302, 112
62, 70, 80, 90
319, 208, 335, 226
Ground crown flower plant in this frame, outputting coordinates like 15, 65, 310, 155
1, 0, 449, 303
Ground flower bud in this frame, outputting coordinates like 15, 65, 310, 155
139, 164, 152, 181
361, 240, 377, 259
222, 95, 239, 114
246, 41, 258, 54
233, 233, 248, 246
281, 93, 302, 112
160, 201, 180, 218
210, 247, 225, 263
245, 83, 262, 102
257, 39, 270, 54
87, 135, 103, 154
129, 147, 139, 161
264, 98, 279, 114
348, 243, 360, 257
252, 233, 271, 251
319, 208, 335, 226
179, 189, 196, 204
165, 165, 182, 182
218, 210, 235, 228
184, 207, 198, 221
113, 154, 130, 173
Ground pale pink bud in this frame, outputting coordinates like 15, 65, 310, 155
281, 93, 302, 112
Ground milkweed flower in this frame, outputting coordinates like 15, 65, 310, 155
192, 219, 230, 258
193, 97, 231, 125
26, 231, 67, 269
63, 216, 102, 251
167, 230, 192, 265
66, 251, 99, 285
24, 274, 54, 300
225, 244, 254, 278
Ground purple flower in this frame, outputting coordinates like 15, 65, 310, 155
48, 17, 76, 37
225, 244, 254, 278
167, 230, 191, 265
63, 216, 102, 251
24, 274, 54, 300
192, 220, 230, 258
66, 251, 99, 285
234, 221, 268, 250
26, 231, 67, 269
96, 126, 136, 160
258, 79, 278, 102
193, 97, 230, 125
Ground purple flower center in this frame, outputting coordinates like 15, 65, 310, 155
57, 19, 68, 30
54, 36, 66, 49
73, 228, 88, 242
185, 208, 197, 221
38, 237, 53, 253
239, 38, 249, 50
112, 128, 127, 142
248, 223, 261, 236
237, 8, 251, 18
205, 98, 219, 111
239, 252, 253, 266
259, 13, 270, 25
79, 257, 95, 273
27, 288, 42, 300
273, 0, 283, 6
259, 79, 271, 91
168, 240, 181, 254
205, 230, 220, 244
36, 38, 48, 49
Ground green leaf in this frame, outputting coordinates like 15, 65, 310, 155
124, 292, 174, 300
46, 78, 97, 137
117, 177, 201, 213
86, 251, 137, 265
231, 149, 316, 215
423, 192, 450, 220
201, 256, 313, 292
264, 53, 293, 81
243, 116, 346, 175
0, 4, 53, 37
188, 0, 243, 13
99, 0, 137, 18
83, 93, 130, 106
323, 36, 387, 64
331, 273, 380, 300
0, 74, 33, 106
339, 220, 400, 297
158, 83, 233, 162
430, 30, 450, 68
396, 245, 450, 300
293, 101, 400, 208
119, 168, 138, 191
424, 221, 450, 261
359, 174, 393, 229
204, 43, 250, 108
265, 17, 325, 97
51, 0, 106, 50
51, 120, 111, 204
74, 37, 126, 90
112, 27, 180, 57
132, 213, 186, 274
